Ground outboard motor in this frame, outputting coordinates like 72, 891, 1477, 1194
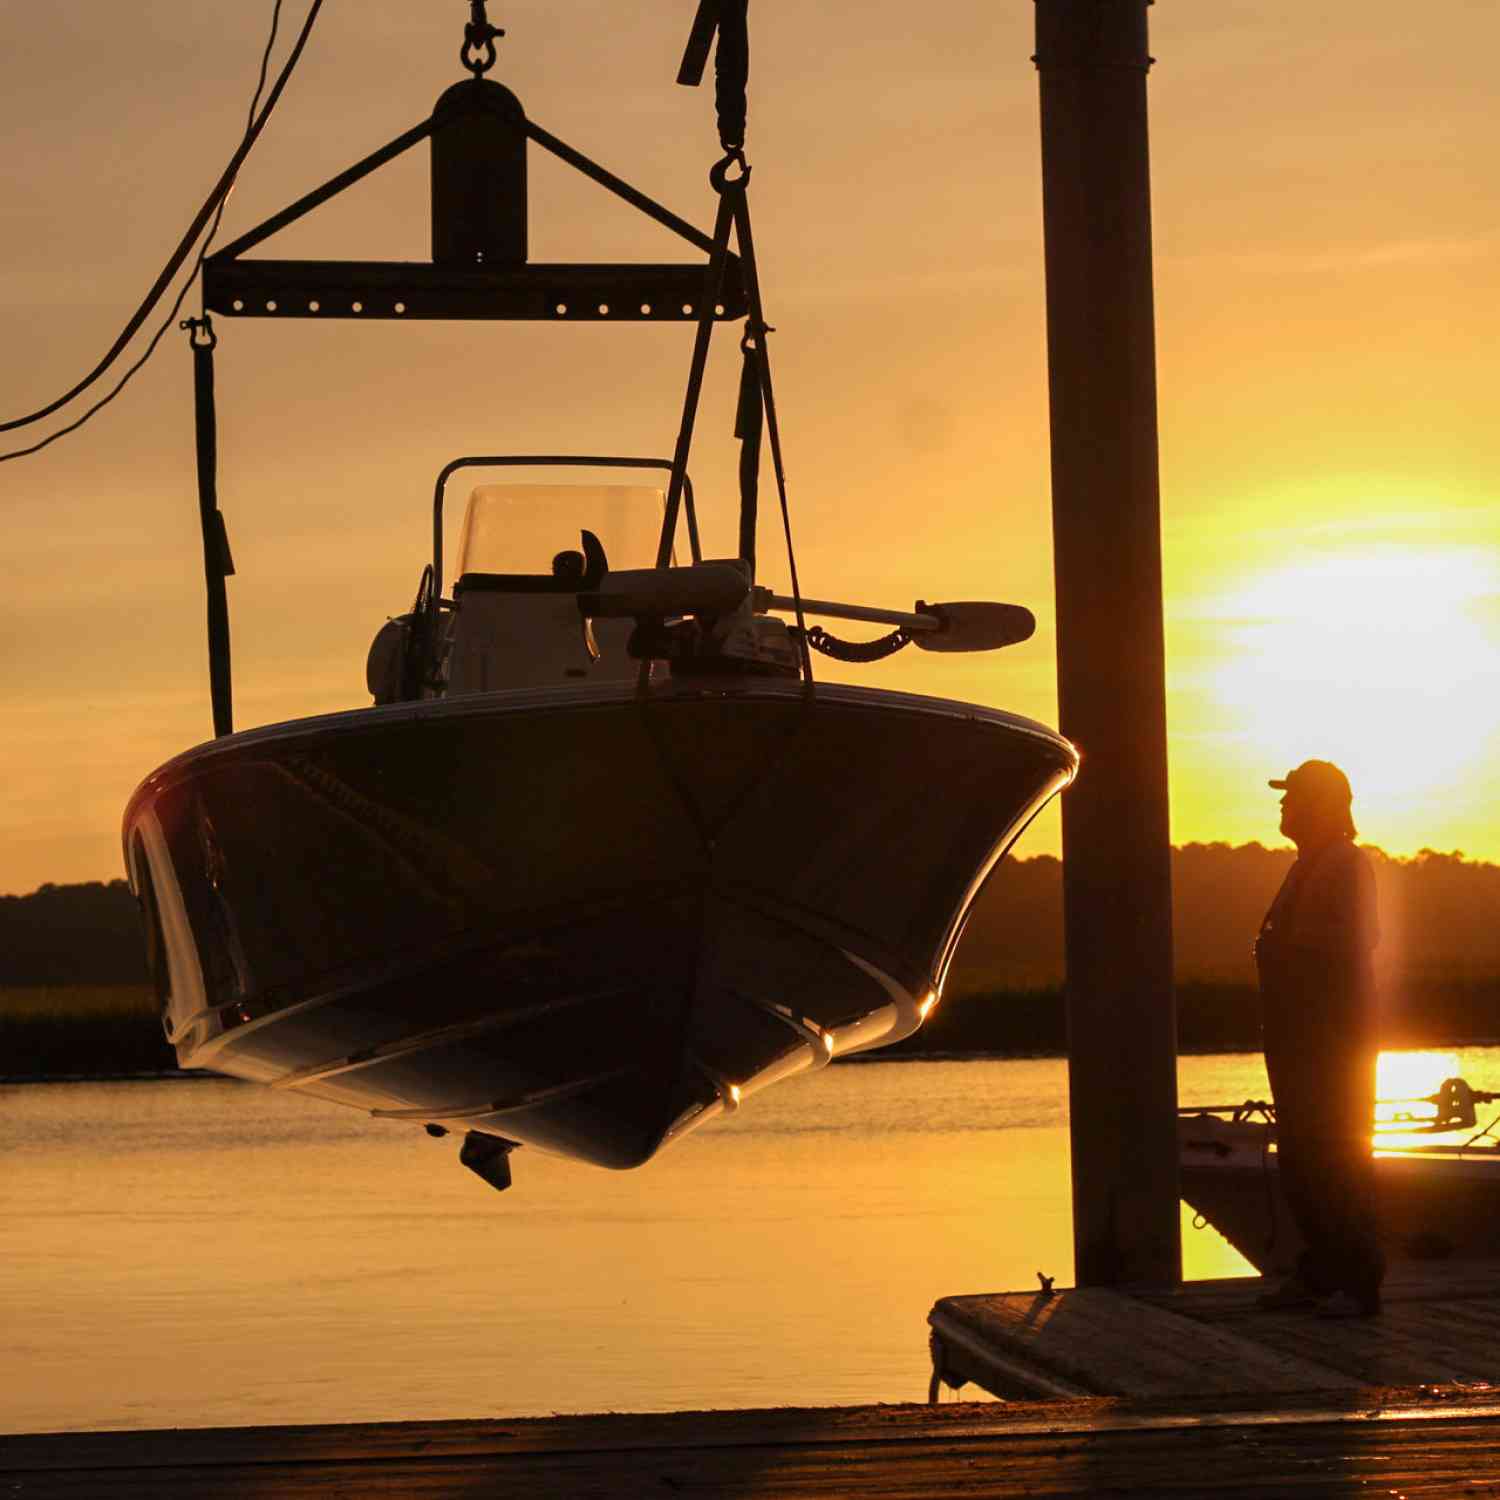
367, 564, 449, 704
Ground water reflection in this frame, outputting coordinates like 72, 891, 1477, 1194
1182, 1048, 1500, 1152
2, 1049, 1496, 1434
1374, 1049, 1464, 1148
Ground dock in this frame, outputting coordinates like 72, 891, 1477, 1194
6, 1385, 1500, 1497
7, 1266, 1500, 1497
929, 1261, 1500, 1401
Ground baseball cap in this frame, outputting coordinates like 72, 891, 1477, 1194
1268, 759, 1353, 803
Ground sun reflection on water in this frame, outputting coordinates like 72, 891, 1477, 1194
1375, 1049, 1461, 1148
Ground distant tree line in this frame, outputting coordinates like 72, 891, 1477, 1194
0, 881, 148, 986
929, 842, 1500, 1052
4, 847, 1498, 1055
946, 842, 1500, 993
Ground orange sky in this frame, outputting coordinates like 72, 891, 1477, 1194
1, 2, 1497, 893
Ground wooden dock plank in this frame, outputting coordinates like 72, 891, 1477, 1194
930, 1287, 1360, 1398
6, 1391, 1500, 1498
932, 1262, 1500, 1404
1133, 1262, 1500, 1390
1143, 1260, 1500, 1319
1196, 1301, 1500, 1388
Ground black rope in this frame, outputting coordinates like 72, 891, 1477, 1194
805, 625, 913, 664
0, 0, 322, 452
184, 316, 235, 738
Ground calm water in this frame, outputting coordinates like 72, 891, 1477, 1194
4, 1048, 1498, 1434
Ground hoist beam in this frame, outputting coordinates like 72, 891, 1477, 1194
202, 259, 746, 322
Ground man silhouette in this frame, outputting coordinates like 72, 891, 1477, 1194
1254, 759, 1385, 1317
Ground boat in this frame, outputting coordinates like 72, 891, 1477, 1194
124, 469, 1074, 1180
120, 5, 1077, 1187
1178, 1079, 1500, 1272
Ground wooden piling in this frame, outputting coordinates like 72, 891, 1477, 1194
1035, 0, 1181, 1287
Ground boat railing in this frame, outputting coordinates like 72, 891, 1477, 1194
1180, 1099, 1275, 1126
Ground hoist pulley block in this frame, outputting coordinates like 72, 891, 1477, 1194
200, 55, 746, 324
431, 79, 527, 268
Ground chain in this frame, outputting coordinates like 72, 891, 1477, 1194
461, 0, 503, 77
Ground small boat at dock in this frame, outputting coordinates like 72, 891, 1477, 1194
1179, 1079, 1500, 1272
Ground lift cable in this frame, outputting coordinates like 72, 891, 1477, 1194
676, 0, 814, 684
0, 0, 323, 462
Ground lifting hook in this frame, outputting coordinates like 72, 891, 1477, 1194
461, 0, 503, 77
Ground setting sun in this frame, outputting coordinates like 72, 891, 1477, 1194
1170, 538, 1500, 855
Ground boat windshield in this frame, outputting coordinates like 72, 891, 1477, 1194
455, 483, 667, 579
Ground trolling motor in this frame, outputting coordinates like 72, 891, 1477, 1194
583, 560, 1037, 676
369, 548, 1036, 699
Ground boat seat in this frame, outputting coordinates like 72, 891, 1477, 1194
446, 571, 635, 693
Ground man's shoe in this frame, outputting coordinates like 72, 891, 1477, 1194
1255, 1275, 1319, 1311
1315, 1290, 1381, 1318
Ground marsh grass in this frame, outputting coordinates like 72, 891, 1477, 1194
0, 985, 175, 1078
3, 973, 1496, 1080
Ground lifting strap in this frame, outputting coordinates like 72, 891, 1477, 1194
655, 189, 736, 571
734, 339, 762, 572
726, 181, 814, 685
182, 315, 235, 737
712, 0, 749, 153
659, 0, 816, 688
671, 0, 763, 584
677, 0, 749, 154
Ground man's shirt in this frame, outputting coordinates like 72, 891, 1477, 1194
1256, 838, 1380, 1059
1259, 839, 1380, 959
